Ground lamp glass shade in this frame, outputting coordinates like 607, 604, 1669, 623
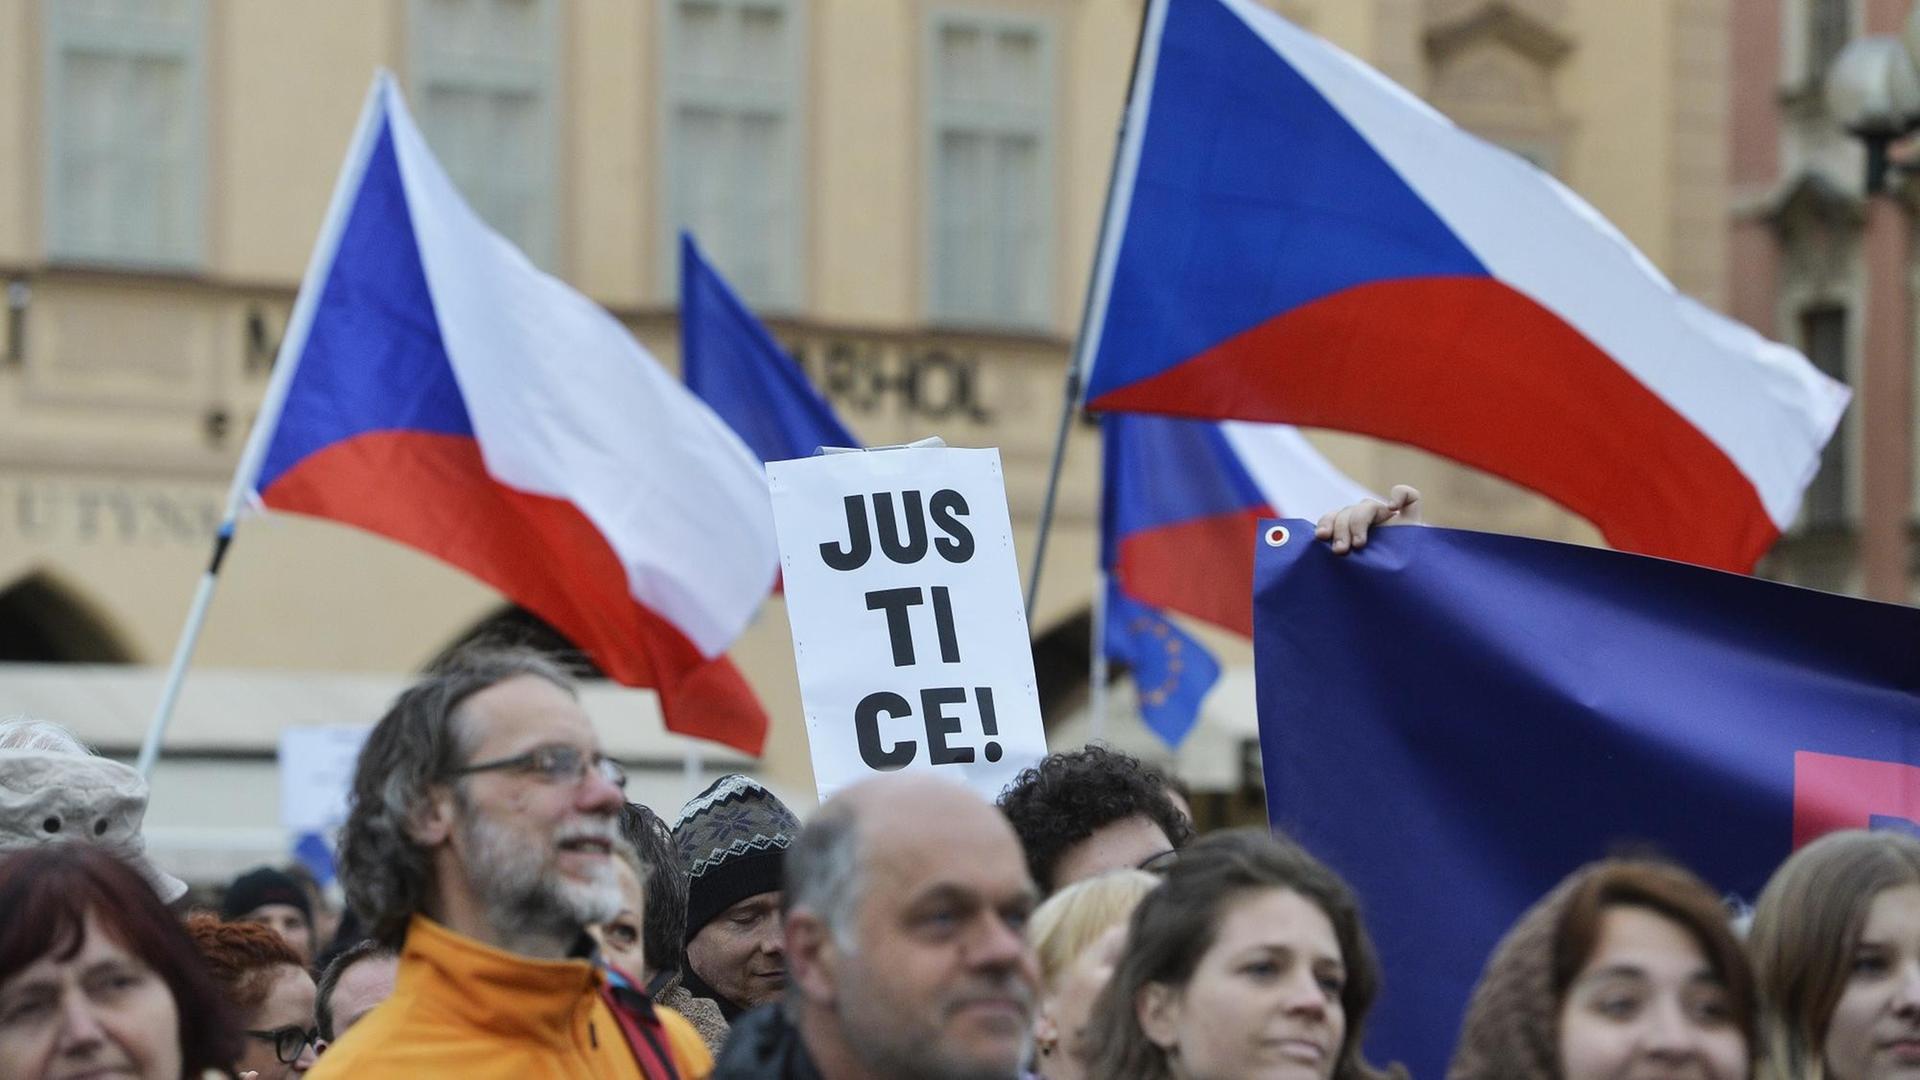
1828, 35, 1920, 135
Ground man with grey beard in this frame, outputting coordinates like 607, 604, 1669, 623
311, 648, 712, 1079
713, 773, 1039, 1080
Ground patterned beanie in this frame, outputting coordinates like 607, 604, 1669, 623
673, 774, 801, 941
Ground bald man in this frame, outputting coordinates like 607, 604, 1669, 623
712, 774, 1040, 1080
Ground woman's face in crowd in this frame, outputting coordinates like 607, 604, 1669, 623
238, 964, 318, 1079
1557, 904, 1746, 1080
1036, 921, 1128, 1076
1825, 883, 1920, 1080
590, 858, 647, 982
1139, 887, 1346, 1080
0, 910, 183, 1080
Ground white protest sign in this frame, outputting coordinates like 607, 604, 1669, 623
278, 725, 372, 834
769, 445, 1048, 801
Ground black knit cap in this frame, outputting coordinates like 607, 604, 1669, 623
221, 866, 313, 925
672, 775, 800, 942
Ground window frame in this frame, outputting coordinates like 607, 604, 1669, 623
404, 0, 562, 269
920, 6, 1057, 331
655, 0, 809, 312
42, 0, 208, 270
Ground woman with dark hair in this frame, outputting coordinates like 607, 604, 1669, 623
1748, 829, 1920, 1080
1087, 828, 1404, 1080
0, 844, 242, 1079
185, 916, 318, 1078
1450, 859, 1753, 1080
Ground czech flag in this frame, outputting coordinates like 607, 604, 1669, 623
1082, 0, 1849, 572
681, 232, 860, 462
248, 74, 778, 754
1102, 414, 1372, 746
1253, 522, 1920, 1076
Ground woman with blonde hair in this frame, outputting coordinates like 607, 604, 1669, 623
1748, 829, 1920, 1080
1025, 869, 1160, 1079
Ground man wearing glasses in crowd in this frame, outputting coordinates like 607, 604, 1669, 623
307, 648, 711, 1080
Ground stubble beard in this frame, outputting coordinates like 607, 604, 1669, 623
459, 808, 622, 941
834, 969, 1032, 1080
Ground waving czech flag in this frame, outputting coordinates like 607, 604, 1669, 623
248, 75, 777, 753
1102, 413, 1372, 745
1082, 0, 1848, 572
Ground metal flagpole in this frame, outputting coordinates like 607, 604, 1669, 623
138, 75, 393, 778
1089, 570, 1110, 742
1024, 0, 1169, 619
683, 744, 705, 800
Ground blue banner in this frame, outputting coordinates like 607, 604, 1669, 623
1253, 520, 1920, 1079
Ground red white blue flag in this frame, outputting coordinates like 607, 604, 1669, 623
1082, 0, 1848, 572
248, 75, 777, 753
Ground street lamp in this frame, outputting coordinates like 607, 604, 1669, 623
1827, 34, 1920, 191
1823, 18, 1920, 603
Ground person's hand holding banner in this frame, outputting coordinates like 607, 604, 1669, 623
769, 445, 1048, 801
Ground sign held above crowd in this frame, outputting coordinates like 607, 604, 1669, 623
769, 442, 1047, 802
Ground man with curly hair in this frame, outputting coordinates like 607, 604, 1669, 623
995, 745, 1195, 895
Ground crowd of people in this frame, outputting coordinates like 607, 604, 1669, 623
0, 502, 1916, 1079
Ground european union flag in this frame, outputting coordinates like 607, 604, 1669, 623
1105, 585, 1221, 747
681, 232, 858, 461
1253, 520, 1920, 1079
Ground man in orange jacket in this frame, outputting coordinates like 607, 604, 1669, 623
308, 647, 711, 1079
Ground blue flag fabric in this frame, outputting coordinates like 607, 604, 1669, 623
681, 233, 858, 461
1252, 521, 1920, 1079
1104, 584, 1223, 747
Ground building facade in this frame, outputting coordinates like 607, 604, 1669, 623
0, 0, 1739, 874
1730, 0, 1920, 602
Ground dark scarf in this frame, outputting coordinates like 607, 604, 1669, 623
711, 1003, 824, 1080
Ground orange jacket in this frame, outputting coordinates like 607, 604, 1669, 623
309, 914, 712, 1080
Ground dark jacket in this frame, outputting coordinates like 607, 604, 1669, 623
711, 1004, 824, 1080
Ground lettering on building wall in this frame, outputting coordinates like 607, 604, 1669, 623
786, 339, 994, 423
3, 482, 222, 546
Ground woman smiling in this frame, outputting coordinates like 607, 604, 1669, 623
1086, 828, 1403, 1080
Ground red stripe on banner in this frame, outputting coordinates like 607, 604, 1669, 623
262, 432, 768, 755
1089, 276, 1779, 572
1116, 508, 1274, 637
1793, 751, 1920, 849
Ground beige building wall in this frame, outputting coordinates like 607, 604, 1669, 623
0, 0, 1729, 852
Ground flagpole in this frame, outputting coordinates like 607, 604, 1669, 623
138, 75, 394, 778
683, 744, 704, 800
1025, 0, 1168, 619
1089, 570, 1110, 743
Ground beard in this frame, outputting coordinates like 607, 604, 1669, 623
457, 803, 622, 941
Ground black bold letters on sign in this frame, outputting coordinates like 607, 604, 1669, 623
831, 485, 1005, 772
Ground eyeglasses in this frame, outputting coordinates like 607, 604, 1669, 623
447, 744, 628, 791
246, 1025, 319, 1065
1138, 848, 1180, 875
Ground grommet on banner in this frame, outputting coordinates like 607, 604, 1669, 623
1264, 524, 1291, 547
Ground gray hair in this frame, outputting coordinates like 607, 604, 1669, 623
783, 801, 866, 952
0, 716, 90, 755
337, 647, 576, 949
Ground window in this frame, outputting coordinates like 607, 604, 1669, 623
1808, 0, 1851, 87
43, 0, 205, 268
1799, 305, 1850, 527
925, 11, 1053, 329
661, 0, 805, 310
408, 0, 559, 267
